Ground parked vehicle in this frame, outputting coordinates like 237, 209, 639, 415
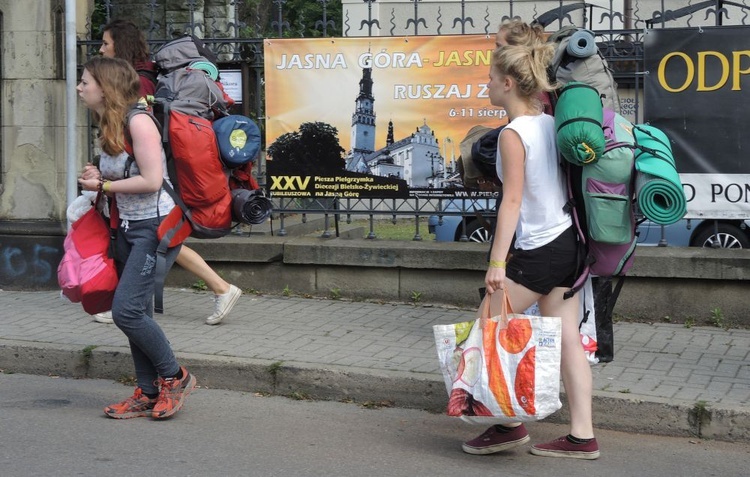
636, 219, 750, 248
428, 198, 497, 243
430, 201, 750, 248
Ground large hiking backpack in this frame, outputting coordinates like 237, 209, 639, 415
563, 108, 639, 364
567, 108, 638, 285
151, 35, 234, 246
145, 35, 247, 312
548, 26, 620, 114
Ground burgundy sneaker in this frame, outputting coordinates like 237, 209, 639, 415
530, 435, 600, 460
462, 424, 530, 455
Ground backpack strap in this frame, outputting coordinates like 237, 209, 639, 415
563, 160, 592, 300
123, 105, 179, 314
136, 68, 158, 89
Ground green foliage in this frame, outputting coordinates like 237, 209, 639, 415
330, 288, 341, 300
90, 1, 108, 39
709, 308, 725, 328
282, 285, 292, 297
267, 122, 345, 174
410, 290, 422, 304
351, 219, 419, 241
81, 345, 98, 359
239, 0, 343, 38
688, 400, 712, 437
192, 280, 208, 291
267, 361, 284, 377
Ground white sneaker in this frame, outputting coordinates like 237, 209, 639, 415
94, 311, 114, 324
206, 285, 242, 325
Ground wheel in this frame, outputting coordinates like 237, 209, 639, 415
692, 223, 750, 248
459, 219, 494, 243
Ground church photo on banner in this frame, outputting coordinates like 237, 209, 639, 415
263, 35, 503, 199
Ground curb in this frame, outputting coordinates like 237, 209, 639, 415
1, 340, 748, 443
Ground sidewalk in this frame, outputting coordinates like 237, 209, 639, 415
1, 288, 748, 442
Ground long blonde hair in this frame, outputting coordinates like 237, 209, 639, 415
83, 56, 140, 155
492, 43, 557, 101
498, 19, 546, 47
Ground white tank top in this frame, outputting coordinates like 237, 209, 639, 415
495, 114, 572, 250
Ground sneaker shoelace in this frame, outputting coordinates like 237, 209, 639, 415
159, 376, 180, 394
112, 388, 151, 410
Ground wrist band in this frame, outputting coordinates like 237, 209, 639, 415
489, 260, 507, 269
102, 180, 111, 193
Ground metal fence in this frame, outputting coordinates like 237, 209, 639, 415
79, 1, 750, 240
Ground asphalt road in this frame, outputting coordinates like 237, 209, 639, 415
1, 373, 747, 477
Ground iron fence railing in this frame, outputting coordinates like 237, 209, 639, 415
79, 1, 750, 240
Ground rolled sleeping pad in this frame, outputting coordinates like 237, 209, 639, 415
633, 125, 687, 225
566, 29, 598, 58
555, 82, 606, 166
231, 188, 273, 225
213, 115, 262, 168
188, 60, 219, 81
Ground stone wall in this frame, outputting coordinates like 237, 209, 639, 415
0, 0, 89, 223
165, 235, 750, 325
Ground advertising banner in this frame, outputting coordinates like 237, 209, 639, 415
644, 26, 750, 219
263, 35, 503, 199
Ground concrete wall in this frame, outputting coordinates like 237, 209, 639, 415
0, 0, 91, 223
165, 235, 750, 325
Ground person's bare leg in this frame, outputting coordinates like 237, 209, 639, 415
175, 245, 229, 295
175, 245, 242, 325
539, 289, 594, 439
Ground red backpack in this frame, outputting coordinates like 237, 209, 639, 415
131, 36, 266, 312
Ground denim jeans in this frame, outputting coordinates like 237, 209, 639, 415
112, 217, 181, 395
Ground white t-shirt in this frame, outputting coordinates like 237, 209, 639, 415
99, 148, 175, 221
495, 114, 572, 250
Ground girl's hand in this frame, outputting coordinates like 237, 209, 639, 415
485, 265, 507, 294
78, 163, 101, 191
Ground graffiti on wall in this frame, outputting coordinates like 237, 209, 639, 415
0, 236, 64, 290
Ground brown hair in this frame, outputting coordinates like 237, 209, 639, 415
498, 19, 546, 47
492, 43, 557, 100
83, 56, 140, 155
102, 19, 150, 66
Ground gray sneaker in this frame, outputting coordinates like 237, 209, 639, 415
206, 285, 242, 325
94, 311, 114, 324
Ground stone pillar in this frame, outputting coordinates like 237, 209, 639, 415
165, 0, 206, 38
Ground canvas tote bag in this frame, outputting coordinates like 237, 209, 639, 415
433, 291, 562, 424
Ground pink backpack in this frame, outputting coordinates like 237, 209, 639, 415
57, 193, 118, 315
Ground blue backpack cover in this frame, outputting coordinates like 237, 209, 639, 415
213, 115, 261, 168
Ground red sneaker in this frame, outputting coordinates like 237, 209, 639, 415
462, 424, 530, 455
152, 367, 196, 419
104, 387, 157, 419
530, 435, 600, 460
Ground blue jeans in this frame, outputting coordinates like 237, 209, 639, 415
112, 217, 181, 395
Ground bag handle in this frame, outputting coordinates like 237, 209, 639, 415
480, 291, 514, 329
